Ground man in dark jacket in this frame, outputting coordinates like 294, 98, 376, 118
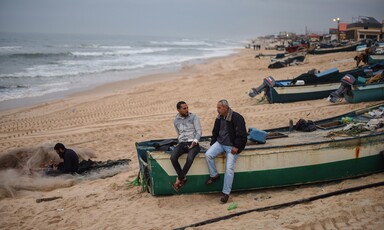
205, 99, 247, 203
53, 143, 79, 174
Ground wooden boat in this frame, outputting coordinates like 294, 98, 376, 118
345, 82, 384, 103
249, 64, 384, 103
285, 44, 307, 53
357, 42, 384, 52
368, 55, 384, 64
328, 74, 384, 103
136, 104, 384, 196
308, 43, 359, 55
268, 55, 306, 69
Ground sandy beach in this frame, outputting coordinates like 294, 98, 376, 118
1, 48, 384, 229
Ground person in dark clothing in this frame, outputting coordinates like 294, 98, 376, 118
46, 143, 79, 175
205, 99, 247, 203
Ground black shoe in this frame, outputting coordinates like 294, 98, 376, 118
206, 174, 220, 185
220, 193, 229, 203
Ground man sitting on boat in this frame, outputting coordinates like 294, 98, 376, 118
170, 101, 202, 192
205, 99, 247, 203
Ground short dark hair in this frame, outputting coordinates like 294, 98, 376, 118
176, 101, 187, 109
54, 143, 66, 150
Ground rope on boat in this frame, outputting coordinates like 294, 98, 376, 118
174, 180, 384, 230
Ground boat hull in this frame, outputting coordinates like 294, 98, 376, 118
308, 44, 358, 55
262, 66, 373, 103
368, 55, 384, 65
138, 132, 384, 196
268, 83, 339, 103
345, 83, 384, 103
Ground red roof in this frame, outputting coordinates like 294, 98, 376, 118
308, 33, 320, 38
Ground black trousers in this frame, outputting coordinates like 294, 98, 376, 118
170, 142, 200, 180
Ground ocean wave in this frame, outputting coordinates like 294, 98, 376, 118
0, 47, 237, 79
0, 34, 241, 103
149, 40, 213, 46
0, 85, 29, 90
0, 85, 70, 102
9, 52, 73, 59
0, 46, 22, 50
198, 46, 242, 52
100, 45, 132, 49
0, 67, 82, 78
70, 47, 169, 57
119, 47, 169, 55
79, 43, 101, 48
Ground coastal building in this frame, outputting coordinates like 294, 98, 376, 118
345, 16, 382, 41
329, 22, 347, 41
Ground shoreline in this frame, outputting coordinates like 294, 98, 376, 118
0, 51, 241, 112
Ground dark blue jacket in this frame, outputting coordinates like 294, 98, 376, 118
58, 149, 79, 174
210, 111, 247, 153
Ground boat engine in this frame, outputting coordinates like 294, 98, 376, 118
328, 74, 356, 103
249, 76, 275, 97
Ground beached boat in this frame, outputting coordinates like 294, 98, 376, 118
136, 104, 384, 196
368, 55, 384, 64
268, 54, 306, 69
344, 83, 384, 103
356, 42, 384, 52
249, 64, 384, 103
285, 44, 307, 53
308, 43, 359, 55
328, 74, 384, 103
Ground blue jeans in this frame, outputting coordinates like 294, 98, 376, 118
205, 141, 239, 195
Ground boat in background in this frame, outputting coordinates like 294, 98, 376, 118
368, 55, 384, 65
356, 42, 384, 52
249, 63, 384, 103
285, 44, 308, 53
136, 104, 384, 196
328, 73, 384, 103
268, 54, 306, 69
308, 43, 359, 55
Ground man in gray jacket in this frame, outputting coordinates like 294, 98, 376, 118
170, 101, 202, 192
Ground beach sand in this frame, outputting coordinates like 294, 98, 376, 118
1, 48, 383, 229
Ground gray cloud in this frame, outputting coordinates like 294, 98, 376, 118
0, 0, 383, 39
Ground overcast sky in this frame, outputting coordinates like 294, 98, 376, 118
0, 0, 383, 39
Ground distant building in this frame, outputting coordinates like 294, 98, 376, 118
345, 16, 382, 41
307, 33, 320, 42
329, 22, 347, 40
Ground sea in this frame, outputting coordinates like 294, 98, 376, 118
0, 33, 243, 108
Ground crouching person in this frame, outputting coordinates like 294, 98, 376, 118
46, 143, 79, 176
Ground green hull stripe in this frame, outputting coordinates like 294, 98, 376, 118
149, 154, 384, 195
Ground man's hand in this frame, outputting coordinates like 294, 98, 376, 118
231, 146, 239, 154
188, 141, 197, 149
